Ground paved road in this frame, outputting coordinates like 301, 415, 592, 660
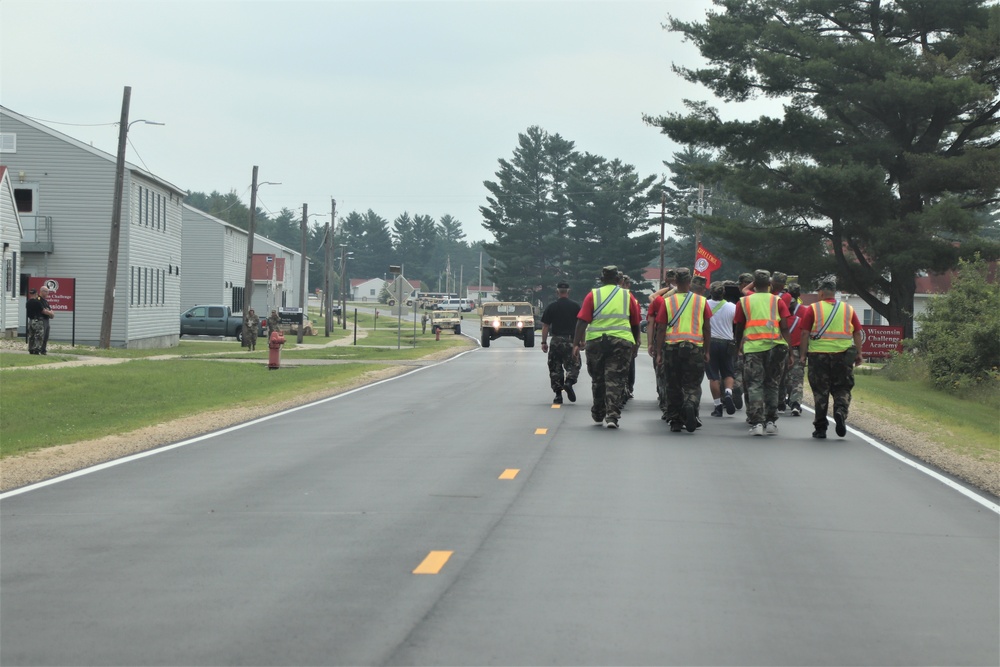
2, 339, 997, 666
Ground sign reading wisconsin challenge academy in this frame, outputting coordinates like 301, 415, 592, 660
28, 277, 75, 312
860, 325, 904, 358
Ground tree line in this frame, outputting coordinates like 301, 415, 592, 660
183, 192, 486, 298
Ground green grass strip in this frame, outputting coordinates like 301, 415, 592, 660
853, 375, 999, 462
0, 360, 388, 458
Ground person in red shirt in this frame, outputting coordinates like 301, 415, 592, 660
573, 265, 642, 428
646, 277, 669, 418
798, 277, 864, 438
654, 268, 713, 432
782, 283, 807, 415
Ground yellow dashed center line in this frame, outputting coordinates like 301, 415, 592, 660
551, 403, 561, 408
499, 469, 520, 480
413, 551, 453, 574
535, 428, 548, 435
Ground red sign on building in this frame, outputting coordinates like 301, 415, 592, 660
860, 325, 904, 358
28, 277, 76, 312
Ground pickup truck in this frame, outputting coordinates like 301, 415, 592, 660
180, 305, 250, 341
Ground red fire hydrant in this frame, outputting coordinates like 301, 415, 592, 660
268, 331, 286, 370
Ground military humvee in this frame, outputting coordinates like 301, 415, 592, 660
429, 309, 462, 335
480, 302, 535, 348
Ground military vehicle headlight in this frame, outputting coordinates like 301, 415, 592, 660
516, 321, 524, 329
492, 318, 501, 329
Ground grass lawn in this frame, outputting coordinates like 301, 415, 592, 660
852, 374, 999, 463
0, 360, 390, 458
0, 353, 78, 368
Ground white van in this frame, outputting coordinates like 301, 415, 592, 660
431, 297, 475, 312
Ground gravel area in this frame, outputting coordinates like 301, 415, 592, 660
2, 339, 997, 498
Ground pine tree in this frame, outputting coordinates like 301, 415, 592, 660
646, 0, 1000, 336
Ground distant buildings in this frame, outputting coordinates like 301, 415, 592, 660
0, 106, 305, 348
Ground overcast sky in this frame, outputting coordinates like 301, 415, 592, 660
1, 0, 738, 243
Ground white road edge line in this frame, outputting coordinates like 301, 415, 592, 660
801, 404, 999, 514
0, 347, 479, 500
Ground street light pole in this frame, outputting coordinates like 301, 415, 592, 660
325, 199, 336, 337
340, 246, 348, 330
659, 189, 666, 286
298, 203, 308, 344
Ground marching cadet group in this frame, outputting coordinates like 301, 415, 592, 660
539, 265, 863, 438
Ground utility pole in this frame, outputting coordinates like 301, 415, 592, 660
298, 203, 308, 344
99, 85, 131, 349
242, 166, 259, 344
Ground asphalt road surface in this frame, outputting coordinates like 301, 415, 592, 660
2, 336, 998, 666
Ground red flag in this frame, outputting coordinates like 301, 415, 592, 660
694, 244, 722, 283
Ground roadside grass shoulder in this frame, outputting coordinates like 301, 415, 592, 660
852, 374, 999, 463
1, 353, 77, 368
0, 360, 388, 458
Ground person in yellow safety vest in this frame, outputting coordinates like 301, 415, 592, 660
646, 268, 678, 419
733, 269, 793, 436
798, 276, 864, 439
573, 265, 642, 429
654, 268, 713, 433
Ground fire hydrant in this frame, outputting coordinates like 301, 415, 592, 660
267, 331, 286, 370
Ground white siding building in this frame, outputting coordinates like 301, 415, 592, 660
180, 204, 305, 317
351, 277, 385, 302
0, 106, 185, 348
0, 166, 24, 337
180, 204, 248, 312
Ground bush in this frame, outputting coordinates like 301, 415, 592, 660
914, 254, 1000, 392
880, 347, 930, 383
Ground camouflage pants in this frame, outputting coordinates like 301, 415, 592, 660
584, 335, 633, 421
27, 319, 45, 353
807, 350, 856, 430
655, 352, 668, 413
782, 346, 805, 407
662, 342, 705, 425
733, 347, 744, 394
547, 336, 581, 393
743, 346, 787, 425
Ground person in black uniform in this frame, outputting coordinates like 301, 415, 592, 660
25, 288, 54, 354
540, 281, 582, 404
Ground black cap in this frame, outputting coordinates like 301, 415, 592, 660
556, 281, 570, 289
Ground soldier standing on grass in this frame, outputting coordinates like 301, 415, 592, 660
573, 265, 642, 429
540, 281, 581, 405
267, 310, 281, 337
244, 309, 260, 351
798, 277, 864, 439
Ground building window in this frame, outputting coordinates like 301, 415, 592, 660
863, 309, 883, 326
0, 133, 15, 153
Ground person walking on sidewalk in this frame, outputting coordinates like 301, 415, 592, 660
540, 282, 582, 404
798, 277, 864, 439
733, 269, 792, 436
655, 268, 712, 433
573, 266, 641, 429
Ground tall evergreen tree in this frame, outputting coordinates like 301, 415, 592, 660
565, 154, 660, 296
482, 126, 571, 301
646, 0, 1000, 336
